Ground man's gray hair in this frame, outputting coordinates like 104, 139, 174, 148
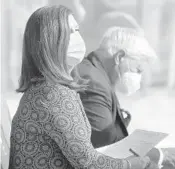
99, 26, 157, 61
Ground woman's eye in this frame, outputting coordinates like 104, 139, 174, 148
75, 28, 80, 32
70, 28, 79, 34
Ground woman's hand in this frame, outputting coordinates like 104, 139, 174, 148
126, 156, 159, 169
162, 148, 175, 167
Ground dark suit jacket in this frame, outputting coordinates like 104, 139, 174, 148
77, 50, 128, 148
77, 51, 168, 166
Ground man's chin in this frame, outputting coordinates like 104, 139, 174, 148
115, 89, 131, 96
115, 88, 140, 97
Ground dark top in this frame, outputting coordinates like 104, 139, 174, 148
77, 51, 128, 148
8, 81, 128, 169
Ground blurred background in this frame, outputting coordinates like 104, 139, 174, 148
1, 0, 175, 167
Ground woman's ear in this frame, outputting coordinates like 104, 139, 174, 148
113, 49, 126, 65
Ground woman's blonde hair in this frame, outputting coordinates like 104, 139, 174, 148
17, 5, 88, 93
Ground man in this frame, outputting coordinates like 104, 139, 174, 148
76, 27, 175, 168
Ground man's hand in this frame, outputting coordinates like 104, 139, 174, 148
146, 161, 160, 169
162, 148, 175, 167
126, 156, 159, 169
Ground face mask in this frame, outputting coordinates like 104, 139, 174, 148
120, 72, 142, 95
67, 31, 86, 71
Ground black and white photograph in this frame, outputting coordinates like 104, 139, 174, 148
1, 0, 175, 169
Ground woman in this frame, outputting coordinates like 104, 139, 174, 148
8, 5, 154, 169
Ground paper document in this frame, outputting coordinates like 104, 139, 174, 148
96, 129, 168, 158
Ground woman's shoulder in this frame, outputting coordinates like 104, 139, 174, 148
27, 81, 78, 101
18, 81, 80, 115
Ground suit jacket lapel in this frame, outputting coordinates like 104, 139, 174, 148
86, 51, 127, 132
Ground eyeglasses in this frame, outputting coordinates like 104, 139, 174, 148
124, 56, 147, 73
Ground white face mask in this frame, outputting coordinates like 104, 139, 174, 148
67, 33, 86, 68
120, 72, 142, 95
67, 15, 86, 71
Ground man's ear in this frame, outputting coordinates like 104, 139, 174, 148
113, 49, 126, 65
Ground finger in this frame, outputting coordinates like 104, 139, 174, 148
142, 156, 151, 168
146, 162, 159, 169
169, 160, 175, 167
143, 156, 150, 163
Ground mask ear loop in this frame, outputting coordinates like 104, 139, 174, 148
126, 58, 131, 72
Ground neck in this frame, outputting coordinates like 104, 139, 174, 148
95, 48, 111, 70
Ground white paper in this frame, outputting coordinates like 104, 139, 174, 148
96, 129, 168, 158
